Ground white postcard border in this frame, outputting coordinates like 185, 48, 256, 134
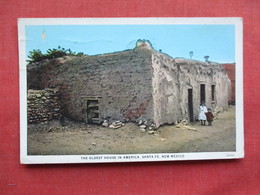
19, 17, 244, 164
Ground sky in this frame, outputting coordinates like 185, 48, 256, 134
25, 24, 235, 63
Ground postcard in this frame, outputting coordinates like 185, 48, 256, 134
18, 18, 243, 164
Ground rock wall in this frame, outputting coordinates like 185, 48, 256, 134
27, 89, 61, 123
152, 51, 231, 127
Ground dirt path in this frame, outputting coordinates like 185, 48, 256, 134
27, 106, 236, 155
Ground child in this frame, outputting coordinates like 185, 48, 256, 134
205, 108, 214, 126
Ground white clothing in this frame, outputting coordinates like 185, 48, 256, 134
199, 105, 208, 120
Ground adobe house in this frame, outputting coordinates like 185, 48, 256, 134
27, 40, 231, 127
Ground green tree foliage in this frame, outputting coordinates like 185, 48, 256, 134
27, 49, 47, 63
27, 46, 85, 64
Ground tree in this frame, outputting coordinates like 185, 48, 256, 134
27, 46, 85, 64
27, 49, 46, 64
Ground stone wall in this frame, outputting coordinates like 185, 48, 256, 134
27, 88, 61, 123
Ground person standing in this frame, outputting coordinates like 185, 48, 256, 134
199, 102, 208, 125
206, 108, 214, 126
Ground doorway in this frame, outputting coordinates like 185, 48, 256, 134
200, 84, 206, 103
211, 85, 215, 101
86, 100, 100, 124
188, 89, 194, 122
82, 97, 101, 124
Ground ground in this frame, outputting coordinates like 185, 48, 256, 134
27, 106, 236, 155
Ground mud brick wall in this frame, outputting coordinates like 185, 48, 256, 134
27, 88, 61, 123
152, 50, 231, 126
27, 42, 231, 127
27, 48, 154, 123
58, 48, 154, 123
27, 58, 65, 90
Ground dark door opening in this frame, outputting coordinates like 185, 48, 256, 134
211, 85, 215, 101
86, 99, 100, 124
188, 89, 194, 122
200, 84, 206, 103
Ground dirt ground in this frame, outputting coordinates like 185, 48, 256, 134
27, 106, 236, 155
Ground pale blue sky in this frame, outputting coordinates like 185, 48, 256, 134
25, 24, 235, 63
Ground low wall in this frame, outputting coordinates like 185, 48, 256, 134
27, 88, 61, 123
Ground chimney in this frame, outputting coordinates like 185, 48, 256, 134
189, 51, 193, 60
204, 56, 209, 62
